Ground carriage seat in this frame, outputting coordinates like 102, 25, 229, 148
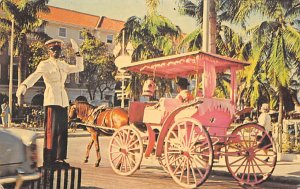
143, 98, 182, 124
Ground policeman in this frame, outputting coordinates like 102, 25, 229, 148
17, 38, 84, 167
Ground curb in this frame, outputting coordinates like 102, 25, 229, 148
36, 132, 91, 139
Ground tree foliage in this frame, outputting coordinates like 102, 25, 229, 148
117, 11, 181, 100
80, 29, 117, 100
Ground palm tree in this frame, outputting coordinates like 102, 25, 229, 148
116, 5, 181, 100
0, 0, 50, 105
221, 0, 300, 123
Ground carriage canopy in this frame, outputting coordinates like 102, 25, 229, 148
121, 50, 249, 102
122, 50, 249, 78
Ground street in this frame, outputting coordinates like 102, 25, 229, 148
36, 134, 298, 189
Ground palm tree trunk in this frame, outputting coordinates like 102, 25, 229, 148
209, 0, 217, 53
278, 86, 284, 124
18, 55, 23, 106
277, 85, 285, 153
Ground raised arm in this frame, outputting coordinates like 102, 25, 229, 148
65, 38, 84, 73
64, 56, 84, 73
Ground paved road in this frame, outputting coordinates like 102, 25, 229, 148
36, 135, 298, 189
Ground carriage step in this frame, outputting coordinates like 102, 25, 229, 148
29, 166, 81, 189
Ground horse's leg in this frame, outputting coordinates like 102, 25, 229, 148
84, 128, 94, 163
93, 131, 101, 167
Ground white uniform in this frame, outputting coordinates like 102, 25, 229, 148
258, 112, 272, 132
21, 56, 84, 107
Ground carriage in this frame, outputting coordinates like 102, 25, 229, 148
108, 50, 277, 188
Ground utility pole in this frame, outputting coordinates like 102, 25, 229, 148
8, 16, 14, 127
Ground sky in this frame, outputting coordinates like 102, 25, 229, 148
48, 0, 198, 33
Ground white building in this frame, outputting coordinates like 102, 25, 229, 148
0, 6, 124, 106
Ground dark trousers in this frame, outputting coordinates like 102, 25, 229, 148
43, 105, 68, 164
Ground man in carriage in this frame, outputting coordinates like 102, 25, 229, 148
175, 77, 194, 103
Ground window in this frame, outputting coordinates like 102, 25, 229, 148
59, 27, 67, 37
66, 74, 70, 83
8, 63, 18, 81
75, 72, 80, 84
79, 31, 84, 40
106, 34, 113, 44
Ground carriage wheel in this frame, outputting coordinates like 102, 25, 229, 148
164, 118, 213, 188
225, 123, 277, 186
109, 126, 143, 176
157, 154, 169, 173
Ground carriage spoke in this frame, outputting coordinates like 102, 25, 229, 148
233, 158, 247, 175
240, 160, 249, 181
253, 157, 273, 168
169, 154, 183, 166
111, 153, 122, 163
254, 143, 273, 153
247, 159, 251, 183
184, 122, 188, 148
127, 139, 140, 149
125, 155, 133, 170
127, 154, 136, 165
189, 133, 203, 149
229, 156, 247, 166
128, 146, 142, 152
172, 156, 185, 175
113, 135, 123, 147
192, 155, 208, 168
125, 129, 131, 144
190, 157, 204, 178
186, 160, 190, 185
127, 132, 137, 146
123, 155, 128, 172
252, 158, 264, 174
167, 150, 181, 154
116, 156, 124, 171
111, 143, 122, 150
189, 159, 198, 184
179, 158, 187, 182
250, 159, 258, 183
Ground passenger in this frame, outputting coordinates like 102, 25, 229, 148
175, 77, 194, 103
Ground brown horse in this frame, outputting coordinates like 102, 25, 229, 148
68, 101, 128, 167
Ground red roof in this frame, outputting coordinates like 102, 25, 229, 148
39, 6, 124, 31
98, 16, 124, 31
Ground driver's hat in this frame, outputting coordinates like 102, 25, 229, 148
45, 39, 64, 48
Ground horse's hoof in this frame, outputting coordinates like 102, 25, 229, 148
94, 163, 99, 167
83, 159, 88, 163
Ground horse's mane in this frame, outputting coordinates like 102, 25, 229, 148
76, 101, 95, 119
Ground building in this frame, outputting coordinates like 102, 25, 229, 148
0, 6, 124, 106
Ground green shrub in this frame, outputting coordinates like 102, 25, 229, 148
293, 143, 300, 153
282, 142, 293, 153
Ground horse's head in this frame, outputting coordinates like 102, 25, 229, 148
69, 101, 95, 122
68, 103, 78, 121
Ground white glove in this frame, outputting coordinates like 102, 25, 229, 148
16, 84, 27, 98
70, 38, 79, 53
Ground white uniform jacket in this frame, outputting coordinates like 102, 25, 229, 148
21, 56, 84, 107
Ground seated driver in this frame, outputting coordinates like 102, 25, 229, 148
175, 77, 194, 103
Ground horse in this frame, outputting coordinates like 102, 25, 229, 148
68, 101, 129, 167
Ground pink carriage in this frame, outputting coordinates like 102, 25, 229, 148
108, 51, 277, 188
